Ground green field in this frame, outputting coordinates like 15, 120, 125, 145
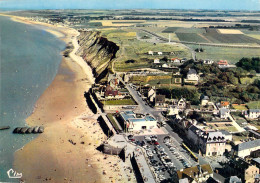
101, 99, 136, 105
101, 28, 192, 72
246, 101, 260, 109
188, 44, 260, 64
204, 28, 260, 44
162, 27, 205, 34
232, 105, 248, 110
176, 33, 209, 43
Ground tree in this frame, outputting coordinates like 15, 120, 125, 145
249, 70, 256, 78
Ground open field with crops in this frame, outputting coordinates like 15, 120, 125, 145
90, 20, 146, 27
176, 33, 210, 43
246, 34, 260, 40
188, 44, 260, 64
163, 27, 206, 34
99, 28, 192, 72
204, 28, 260, 44
218, 29, 244, 34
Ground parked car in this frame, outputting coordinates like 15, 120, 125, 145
154, 141, 159, 145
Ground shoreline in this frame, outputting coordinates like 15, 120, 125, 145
4, 14, 126, 182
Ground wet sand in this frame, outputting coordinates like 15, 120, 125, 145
5, 15, 126, 183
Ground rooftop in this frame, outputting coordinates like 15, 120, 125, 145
221, 101, 230, 106
187, 69, 197, 75
177, 164, 213, 180
219, 130, 232, 136
249, 109, 260, 113
235, 139, 260, 151
220, 108, 230, 114
252, 158, 260, 164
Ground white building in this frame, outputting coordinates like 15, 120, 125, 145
158, 51, 163, 55
162, 63, 169, 68
203, 59, 214, 65
148, 88, 156, 103
119, 111, 157, 132
177, 98, 187, 109
173, 59, 181, 63
186, 69, 199, 81
201, 96, 210, 106
188, 126, 226, 156
247, 109, 260, 119
232, 139, 260, 158
219, 108, 230, 119
154, 58, 160, 64
148, 51, 154, 55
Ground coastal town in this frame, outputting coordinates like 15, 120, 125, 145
1, 8, 260, 183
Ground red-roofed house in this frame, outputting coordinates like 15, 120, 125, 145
221, 101, 230, 108
218, 60, 229, 66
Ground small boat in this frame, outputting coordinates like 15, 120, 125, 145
0, 126, 10, 130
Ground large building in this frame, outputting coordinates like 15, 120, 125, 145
185, 69, 199, 84
245, 109, 260, 119
232, 139, 260, 158
177, 164, 213, 183
188, 126, 226, 156
119, 111, 157, 132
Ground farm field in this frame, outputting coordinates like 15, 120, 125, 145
163, 27, 206, 34
90, 20, 146, 27
188, 44, 260, 64
176, 33, 210, 43
204, 28, 260, 44
218, 29, 243, 34
100, 28, 192, 72
246, 34, 260, 40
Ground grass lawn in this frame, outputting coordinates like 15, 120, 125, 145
107, 113, 121, 131
232, 104, 248, 110
246, 101, 260, 109
212, 126, 239, 133
232, 135, 248, 142
101, 99, 136, 105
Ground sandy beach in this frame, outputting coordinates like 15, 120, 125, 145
5, 15, 127, 183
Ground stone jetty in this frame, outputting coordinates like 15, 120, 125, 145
13, 126, 44, 134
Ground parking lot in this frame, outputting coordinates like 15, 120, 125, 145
129, 134, 198, 182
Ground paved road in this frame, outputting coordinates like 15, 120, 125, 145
126, 83, 200, 168
140, 29, 196, 61
124, 78, 224, 171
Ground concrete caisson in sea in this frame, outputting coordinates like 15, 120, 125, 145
13, 126, 45, 134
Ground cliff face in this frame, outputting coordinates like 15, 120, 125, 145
76, 31, 119, 82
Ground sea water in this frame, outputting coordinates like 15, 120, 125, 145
0, 15, 65, 181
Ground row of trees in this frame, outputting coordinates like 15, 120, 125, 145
158, 88, 200, 105
236, 57, 260, 73
180, 59, 260, 103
